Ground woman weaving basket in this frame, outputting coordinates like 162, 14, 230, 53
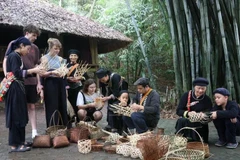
175, 77, 212, 143
76, 79, 103, 123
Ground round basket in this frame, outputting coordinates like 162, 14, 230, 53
171, 135, 187, 150
160, 157, 186, 160
173, 149, 204, 160
172, 127, 205, 160
187, 142, 210, 158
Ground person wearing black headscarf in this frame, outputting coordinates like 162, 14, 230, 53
175, 77, 212, 143
5, 37, 42, 152
66, 49, 88, 121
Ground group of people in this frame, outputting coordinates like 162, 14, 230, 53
175, 77, 240, 149
3, 24, 161, 153
2, 24, 240, 154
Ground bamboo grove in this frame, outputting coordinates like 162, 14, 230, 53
163, 0, 240, 102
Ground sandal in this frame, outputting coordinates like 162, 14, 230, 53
23, 142, 33, 147
9, 146, 18, 153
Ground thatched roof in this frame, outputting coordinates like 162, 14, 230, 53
0, 0, 132, 53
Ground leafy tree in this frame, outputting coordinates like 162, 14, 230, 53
47, 0, 174, 92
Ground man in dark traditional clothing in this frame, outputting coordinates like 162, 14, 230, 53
122, 77, 160, 133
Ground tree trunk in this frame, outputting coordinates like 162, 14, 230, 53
165, 0, 183, 98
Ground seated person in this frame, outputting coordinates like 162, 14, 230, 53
76, 79, 103, 123
110, 90, 130, 135
123, 77, 160, 134
175, 77, 212, 143
211, 88, 240, 149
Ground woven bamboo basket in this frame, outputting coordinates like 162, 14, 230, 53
77, 139, 91, 154
160, 157, 186, 160
46, 110, 67, 138
187, 142, 210, 158
172, 127, 205, 160
90, 127, 108, 139
69, 126, 90, 143
77, 121, 107, 139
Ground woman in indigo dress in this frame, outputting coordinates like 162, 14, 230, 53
66, 49, 88, 121
5, 37, 42, 152
175, 77, 212, 143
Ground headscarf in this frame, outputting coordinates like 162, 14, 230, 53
67, 49, 81, 63
192, 77, 209, 86
6, 37, 31, 56
68, 49, 80, 57
213, 88, 230, 96
96, 68, 109, 79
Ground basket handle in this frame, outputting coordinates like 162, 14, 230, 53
49, 110, 64, 128
175, 127, 205, 154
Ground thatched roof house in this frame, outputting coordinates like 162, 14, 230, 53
0, 0, 132, 71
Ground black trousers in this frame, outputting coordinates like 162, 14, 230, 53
9, 123, 25, 146
44, 77, 68, 127
175, 117, 209, 143
213, 118, 240, 143
108, 110, 124, 134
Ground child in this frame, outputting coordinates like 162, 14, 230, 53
211, 88, 240, 149
110, 90, 130, 135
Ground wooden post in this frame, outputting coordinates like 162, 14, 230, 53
89, 38, 99, 87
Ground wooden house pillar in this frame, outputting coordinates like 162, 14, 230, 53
89, 38, 100, 87
89, 38, 98, 65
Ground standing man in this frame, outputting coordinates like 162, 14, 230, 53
3, 24, 42, 139
123, 77, 160, 133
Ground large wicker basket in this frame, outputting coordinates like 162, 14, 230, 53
68, 126, 90, 143
171, 127, 205, 160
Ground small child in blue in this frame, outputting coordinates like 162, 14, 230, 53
211, 88, 240, 149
